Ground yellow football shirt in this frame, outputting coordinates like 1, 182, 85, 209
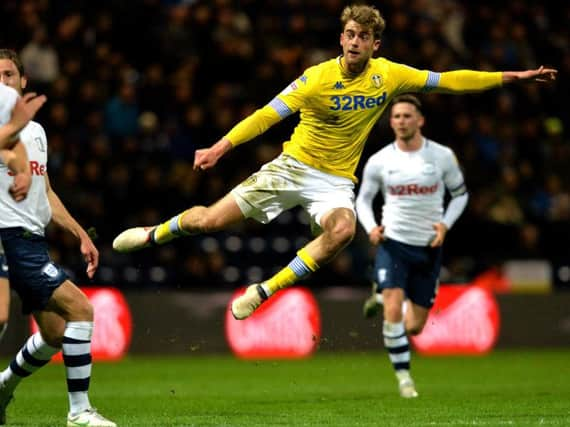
226, 56, 502, 181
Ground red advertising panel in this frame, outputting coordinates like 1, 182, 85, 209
31, 287, 132, 361
225, 287, 321, 359
411, 285, 500, 355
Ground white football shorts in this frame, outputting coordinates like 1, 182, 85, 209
231, 154, 355, 232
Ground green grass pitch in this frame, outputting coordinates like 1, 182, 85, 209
3, 349, 569, 426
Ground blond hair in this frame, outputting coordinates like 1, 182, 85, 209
340, 4, 386, 40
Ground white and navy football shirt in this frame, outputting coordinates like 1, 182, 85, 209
356, 138, 466, 246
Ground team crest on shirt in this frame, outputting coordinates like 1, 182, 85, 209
371, 74, 383, 88
422, 163, 436, 175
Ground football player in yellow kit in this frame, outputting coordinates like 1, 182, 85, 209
113, 4, 556, 320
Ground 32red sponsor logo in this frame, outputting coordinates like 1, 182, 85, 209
388, 183, 438, 195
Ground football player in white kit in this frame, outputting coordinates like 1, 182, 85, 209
356, 95, 469, 398
0, 82, 33, 344
0, 50, 115, 427
0, 81, 46, 343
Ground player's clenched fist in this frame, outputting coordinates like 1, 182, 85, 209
193, 138, 233, 171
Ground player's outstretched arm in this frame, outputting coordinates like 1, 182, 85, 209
502, 66, 557, 84
433, 65, 557, 94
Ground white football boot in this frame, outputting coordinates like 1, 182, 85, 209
112, 226, 155, 253
231, 284, 268, 320
67, 408, 116, 427
397, 371, 419, 398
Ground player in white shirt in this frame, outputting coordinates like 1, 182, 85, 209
0, 81, 46, 343
0, 81, 47, 202
355, 94, 468, 398
0, 49, 115, 427
0, 82, 31, 344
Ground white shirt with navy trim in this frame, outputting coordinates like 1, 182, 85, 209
356, 138, 466, 246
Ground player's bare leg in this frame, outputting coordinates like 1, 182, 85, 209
231, 208, 355, 319
382, 288, 418, 398
0, 282, 116, 426
41, 283, 116, 427
113, 193, 245, 252
404, 302, 429, 337
0, 278, 11, 424
363, 285, 420, 320
0, 278, 9, 341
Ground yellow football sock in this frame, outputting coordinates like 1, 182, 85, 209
265, 268, 297, 295
153, 210, 190, 244
266, 248, 319, 295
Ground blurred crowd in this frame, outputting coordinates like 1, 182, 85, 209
0, 0, 568, 289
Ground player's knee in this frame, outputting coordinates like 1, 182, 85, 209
337, 220, 356, 245
326, 217, 356, 248
80, 300, 94, 321
41, 328, 64, 348
68, 299, 94, 322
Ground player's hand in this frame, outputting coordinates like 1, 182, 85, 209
9, 171, 32, 201
430, 222, 448, 247
80, 235, 99, 279
194, 147, 219, 170
369, 225, 385, 246
505, 66, 557, 83
10, 92, 47, 131
194, 138, 233, 171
